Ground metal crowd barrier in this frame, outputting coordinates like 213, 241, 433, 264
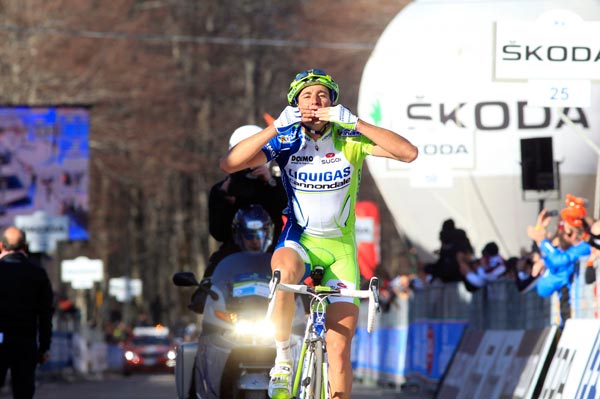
552, 260, 600, 322
352, 277, 552, 391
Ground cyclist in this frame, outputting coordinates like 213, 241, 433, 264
219, 69, 418, 399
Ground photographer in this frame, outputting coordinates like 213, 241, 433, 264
206, 125, 287, 278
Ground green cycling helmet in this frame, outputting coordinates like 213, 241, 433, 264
287, 69, 340, 106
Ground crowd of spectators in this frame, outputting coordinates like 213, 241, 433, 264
376, 194, 599, 323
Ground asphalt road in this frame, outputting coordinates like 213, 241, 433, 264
0, 372, 435, 399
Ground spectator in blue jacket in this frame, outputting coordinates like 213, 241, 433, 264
527, 208, 591, 327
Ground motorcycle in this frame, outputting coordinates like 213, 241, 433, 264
173, 251, 304, 399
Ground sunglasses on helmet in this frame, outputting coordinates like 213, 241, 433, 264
293, 69, 329, 82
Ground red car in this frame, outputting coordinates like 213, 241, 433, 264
122, 325, 176, 375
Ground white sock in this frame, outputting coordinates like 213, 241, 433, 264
275, 339, 292, 364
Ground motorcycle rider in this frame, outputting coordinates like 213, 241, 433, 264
189, 204, 274, 314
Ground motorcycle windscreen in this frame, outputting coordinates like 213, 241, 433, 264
210, 251, 272, 312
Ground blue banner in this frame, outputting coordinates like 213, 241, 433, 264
405, 320, 467, 381
352, 326, 408, 378
39, 331, 73, 372
0, 107, 89, 240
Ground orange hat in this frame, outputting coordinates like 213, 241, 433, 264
560, 194, 587, 228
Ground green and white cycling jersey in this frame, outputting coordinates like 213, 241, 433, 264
262, 123, 374, 238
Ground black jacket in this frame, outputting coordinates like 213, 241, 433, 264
0, 252, 54, 353
208, 170, 287, 248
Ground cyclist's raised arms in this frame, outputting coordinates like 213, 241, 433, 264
357, 119, 418, 162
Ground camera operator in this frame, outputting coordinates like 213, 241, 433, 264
206, 125, 287, 279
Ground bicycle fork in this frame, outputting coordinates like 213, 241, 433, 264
293, 312, 330, 398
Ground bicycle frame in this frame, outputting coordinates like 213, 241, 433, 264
266, 267, 380, 399
294, 286, 329, 398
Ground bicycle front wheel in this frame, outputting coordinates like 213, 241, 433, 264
299, 342, 324, 399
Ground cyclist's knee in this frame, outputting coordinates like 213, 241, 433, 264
272, 247, 305, 282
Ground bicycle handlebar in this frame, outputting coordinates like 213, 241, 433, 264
265, 269, 380, 333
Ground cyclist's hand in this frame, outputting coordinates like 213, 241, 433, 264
274, 106, 302, 132
316, 104, 358, 130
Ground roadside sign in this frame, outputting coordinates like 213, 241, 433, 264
108, 277, 143, 302
15, 211, 69, 253
61, 256, 104, 289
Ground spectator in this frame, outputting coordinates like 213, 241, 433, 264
408, 255, 433, 291
426, 218, 474, 283
527, 199, 591, 327
515, 251, 544, 293
111, 321, 131, 343
463, 241, 507, 290
0, 227, 54, 399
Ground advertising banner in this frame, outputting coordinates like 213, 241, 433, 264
355, 201, 381, 281
0, 107, 89, 241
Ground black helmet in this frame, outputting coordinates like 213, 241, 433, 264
232, 204, 274, 252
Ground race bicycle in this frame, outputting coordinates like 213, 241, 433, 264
266, 266, 380, 399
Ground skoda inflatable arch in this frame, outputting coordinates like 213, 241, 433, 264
358, 0, 600, 260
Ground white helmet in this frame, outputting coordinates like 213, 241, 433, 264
228, 125, 263, 149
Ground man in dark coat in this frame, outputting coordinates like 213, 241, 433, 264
0, 227, 54, 399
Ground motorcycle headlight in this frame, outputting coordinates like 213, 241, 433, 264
233, 318, 275, 338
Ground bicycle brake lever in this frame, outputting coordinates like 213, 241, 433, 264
269, 270, 281, 300
369, 277, 381, 312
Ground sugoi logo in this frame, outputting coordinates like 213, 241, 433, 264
322, 152, 339, 164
